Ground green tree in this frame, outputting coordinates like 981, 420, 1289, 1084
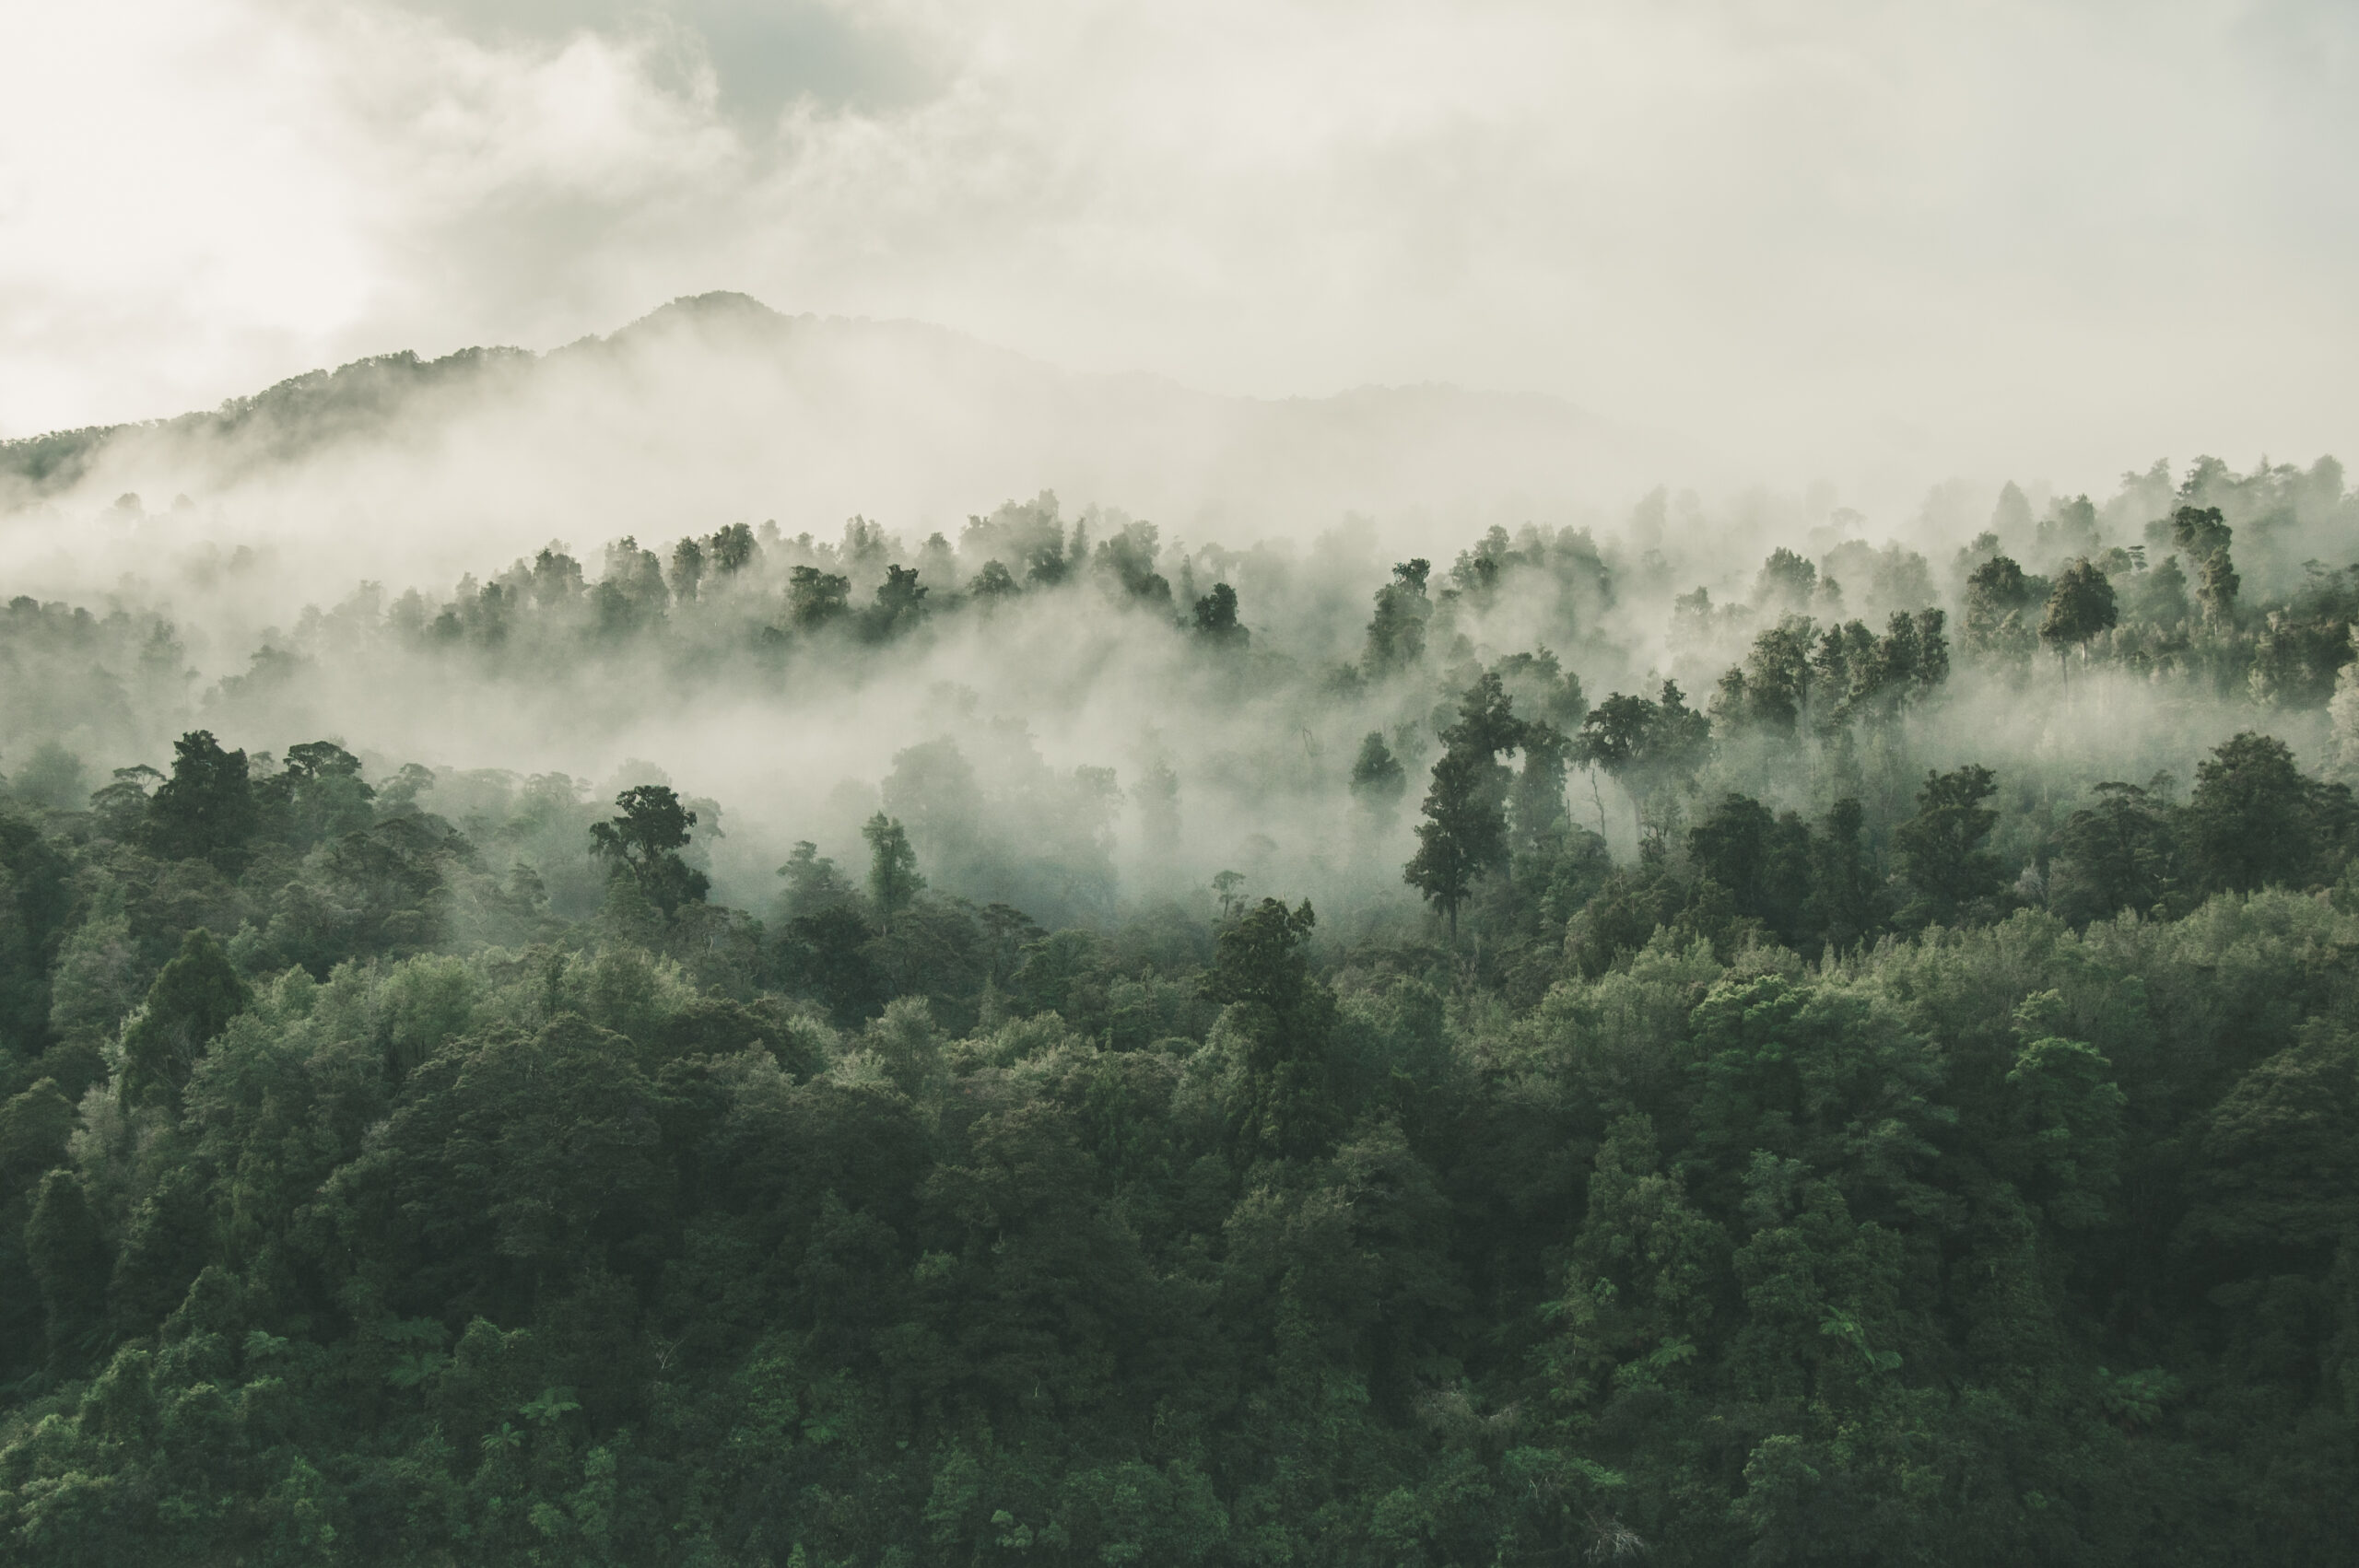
1361, 559, 1431, 675
2051, 780, 2175, 919
1574, 682, 1710, 841
24, 1169, 109, 1371
2185, 731, 2332, 893
1963, 555, 2041, 657
2179, 1022, 2358, 1272
2039, 557, 2118, 664
1207, 897, 1338, 1160
1892, 765, 2003, 925
1405, 673, 1520, 940
863, 564, 928, 640
1511, 721, 1572, 859
0, 1078, 73, 1188
862, 812, 926, 935
707, 521, 758, 574
259, 739, 376, 849
668, 534, 704, 600
589, 785, 710, 916
1687, 791, 1812, 946
1682, 974, 1947, 1220
2171, 505, 2239, 626
1191, 581, 1247, 645
1540, 1113, 1726, 1409
119, 927, 250, 1109
1405, 747, 1496, 942
776, 840, 855, 919
789, 565, 851, 630
1349, 731, 1406, 824
1802, 797, 1882, 951
144, 730, 257, 865
2002, 1000, 2127, 1232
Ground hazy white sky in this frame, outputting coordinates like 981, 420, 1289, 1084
2, 0, 2353, 494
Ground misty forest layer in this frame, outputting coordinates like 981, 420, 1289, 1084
2, 442, 2359, 1565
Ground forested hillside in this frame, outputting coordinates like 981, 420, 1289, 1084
1, 452, 2357, 1564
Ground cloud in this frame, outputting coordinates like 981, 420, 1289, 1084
2, 0, 2353, 508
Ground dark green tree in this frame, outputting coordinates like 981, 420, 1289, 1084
2185, 731, 2321, 893
789, 565, 851, 630
1802, 797, 1882, 952
2051, 780, 2176, 919
1893, 765, 2003, 926
1510, 721, 1572, 859
1361, 559, 1431, 675
862, 812, 926, 935
1191, 581, 1247, 645
2039, 557, 2118, 664
144, 731, 257, 865
589, 784, 710, 917
259, 739, 376, 849
118, 927, 249, 1109
778, 905, 883, 1025
1404, 673, 1520, 940
1207, 897, 1338, 1160
970, 559, 1021, 603
2171, 505, 2238, 626
668, 534, 704, 599
863, 565, 928, 640
1405, 747, 1498, 943
1963, 555, 2042, 657
776, 840, 855, 919
87, 763, 161, 838
707, 521, 758, 574
1349, 731, 1406, 823
24, 1169, 108, 1372
1687, 791, 1812, 946
1574, 682, 1710, 841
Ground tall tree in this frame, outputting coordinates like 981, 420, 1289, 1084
1348, 731, 1406, 829
2039, 558, 2118, 664
776, 840, 856, 919
2051, 781, 2175, 920
119, 927, 249, 1109
2171, 505, 2238, 627
144, 730, 257, 865
24, 1170, 108, 1374
2185, 731, 2322, 893
1573, 682, 1710, 842
1893, 765, 2004, 926
1405, 673, 1521, 940
1803, 797, 1883, 951
789, 566, 851, 630
863, 812, 926, 935
590, 785, 710, 917
1206, 896, 1338, 1161
1688, 791, 1812, 946
863, 565, 929, 640
1963, 555, 2042, 657
1361, 559, 1432, 676
1191, 581, 1247, 645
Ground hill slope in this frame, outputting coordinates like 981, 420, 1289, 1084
0, 294, 1679, 582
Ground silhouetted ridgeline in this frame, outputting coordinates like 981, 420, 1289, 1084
0, 451, 2356, 1563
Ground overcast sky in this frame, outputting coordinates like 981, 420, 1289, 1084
3, 0, 2353, 497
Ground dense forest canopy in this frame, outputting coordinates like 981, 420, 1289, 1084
2, 445, 2357, 1563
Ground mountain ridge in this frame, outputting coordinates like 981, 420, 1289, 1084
0, 292, 1610, 509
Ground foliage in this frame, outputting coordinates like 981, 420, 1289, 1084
1, 466, 2359, 1563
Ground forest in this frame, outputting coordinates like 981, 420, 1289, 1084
0, 449, 2356, 1565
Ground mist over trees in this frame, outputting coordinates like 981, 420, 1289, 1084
1, 446, 2357, 1562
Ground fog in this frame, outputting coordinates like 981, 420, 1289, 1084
3, 0, 2355, 946
4, 299, 2350, 942
6, 0, 2354, 502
